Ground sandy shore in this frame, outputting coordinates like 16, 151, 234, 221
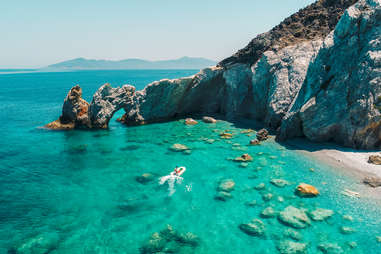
284, 138, 381, 199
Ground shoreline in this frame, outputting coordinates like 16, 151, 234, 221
283, 138, 381, 200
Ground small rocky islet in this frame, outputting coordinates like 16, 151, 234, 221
35, 0, 381, 253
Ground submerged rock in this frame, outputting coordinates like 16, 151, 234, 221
245, 200, 257, 207
202, 116, 217, 123
340, 226, 355, 235
233, 153, 253, 162
295, 183, 319, 197
278, 206, 310, 229
140, 225, 199, 254
214, 191, 232, 201
254, 183, 266, 190
283, 229, 303, 241
262, 193, 273, 202
318, 243, 343, 254
308, 208, 334, 221
347, 241, 357, 249
169, 143, 189, 152
261, 207, 277, 218
277, 240, 307, 254
217, 179, 235, 192
270, 179, 289, 188
238, 219, 266, 237
136, 173, 155, 184
16, 233, 60, 254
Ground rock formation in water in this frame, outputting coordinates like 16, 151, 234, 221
47, 0, 381, 150
46, 85, 90, 129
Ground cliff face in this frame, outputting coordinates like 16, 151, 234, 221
47, 0, 381, 150
279, 0, 381, 149
218, 0, 358, 68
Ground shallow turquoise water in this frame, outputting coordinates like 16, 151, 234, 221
0, 70, 380, 253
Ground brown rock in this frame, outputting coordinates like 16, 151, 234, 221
234, 153, 253, 162
240, 129, 254, 134
44, 120, 75, 130
363, 176, 381, 188
256, 129, 269, 141
220, 132, 233, 139
250, 139, 260, 145
45, 85, 90, 129
295, 183, 319, 197
185, 118, 198, 125
368, 155, 381, 165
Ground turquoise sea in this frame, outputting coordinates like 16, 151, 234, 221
0, 70, 380, 253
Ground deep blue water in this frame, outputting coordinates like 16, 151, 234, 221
0, 70, 380, 253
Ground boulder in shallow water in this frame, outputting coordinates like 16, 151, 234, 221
214, 191, 232, 201
340, 226, 355, 235
262, 192, 273, 202
271, 179, 289, 188
249, 139, 260, 145
140, 225, 199, 254
368, 155, 381, 165
295, 183, 319, 197
220, 132, 233, 139
136, 173, 155, 184
261, 207, 277, 218
278, 206, 310, 229
16, 233, 60, 254
45, 85, 90, 129
217, 179, 235, 192
318, 243, 343, 254
169, 143, 189, 152
277, 240, 307, 254
185, 118, 198, 125
283, 229, 302, 241
363, 176, 381, 187
254, 183, 266, 190
239, 219, 266, 237
202, 116, 217, 123
256, 129, 269, 141
245, 200, 257, 207
234, 153, 253, 162
308, 208, 334, 221
177, 232, 200, 247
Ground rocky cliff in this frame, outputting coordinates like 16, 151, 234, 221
46, 0, 381, 150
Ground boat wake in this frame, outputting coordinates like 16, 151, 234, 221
159, 174, 184, 196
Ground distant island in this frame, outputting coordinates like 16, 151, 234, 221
45, 57, 216, 70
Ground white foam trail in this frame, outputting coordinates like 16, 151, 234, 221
159, 174, 183, 196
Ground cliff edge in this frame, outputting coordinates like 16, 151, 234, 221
46, 0, 381, 150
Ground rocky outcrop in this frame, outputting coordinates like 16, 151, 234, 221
45, 85, 90, 129
279, 0, 381, 149
368, 155, 381, 165
218, 0, 357, 67
89, 83, 135, 128
295, 183, 319, 197
48, 0, 381, 150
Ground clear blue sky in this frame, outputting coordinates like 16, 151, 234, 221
1, 0, 315, 68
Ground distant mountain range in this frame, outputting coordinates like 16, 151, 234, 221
46, 57, 216, 70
